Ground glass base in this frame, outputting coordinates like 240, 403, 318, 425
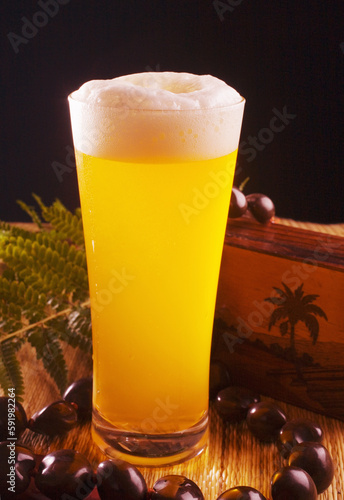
92, 408, 208, 467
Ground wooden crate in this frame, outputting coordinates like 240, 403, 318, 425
213, 218, 344, 420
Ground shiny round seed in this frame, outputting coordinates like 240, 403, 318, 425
215, 386, 260, 422
97, 459, 148, 500
152, 475, 204, 500
28, 400, 78, 436
35, 449, 96, 500
229, 187, 248, 219
277, 419, 323, 458
63, 377, 93, 421
246, 193, 275, 224
288, 441, 334, 494
217, 485, 267, 499
246, 402, 287, 442
271, 466, 317, 500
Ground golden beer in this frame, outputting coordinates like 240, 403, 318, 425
69, 72, 245, 465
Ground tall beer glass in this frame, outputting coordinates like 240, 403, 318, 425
68, 72, 245, 466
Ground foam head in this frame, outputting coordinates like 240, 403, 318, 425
68, 72, 245, 161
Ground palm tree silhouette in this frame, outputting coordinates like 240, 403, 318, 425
265, 282, 328, 381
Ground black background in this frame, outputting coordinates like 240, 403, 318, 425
1, 0, 343, 223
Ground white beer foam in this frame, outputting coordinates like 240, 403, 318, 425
69, 72, 245, 160
71, 72, 243, 110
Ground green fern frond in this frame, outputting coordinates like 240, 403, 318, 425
32, 196, 85, 247
16, 200, 43, 229
0, 355, 13, 399
28, 327, 68, 394
31, 193, 48, 212
68, 306, 92, 345
0, 221, 36, 242
0, 195, 92, 399
49, 306, 92, 354
0, 340, 25, 401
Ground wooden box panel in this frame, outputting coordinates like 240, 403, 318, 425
213, 219, 344, 420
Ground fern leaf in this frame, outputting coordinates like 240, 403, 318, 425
16, 200, 43, 229
0, 195, 92, 398
28, 328, 68, 394
31, 193, 48, 212
0, 222, 35, 241
0, 340, 25, 401
0, 356, 13, 399
54, 307, 92, 354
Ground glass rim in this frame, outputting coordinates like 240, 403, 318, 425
68, 92, 245, 112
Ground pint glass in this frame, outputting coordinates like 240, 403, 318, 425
68, 73, 245, 466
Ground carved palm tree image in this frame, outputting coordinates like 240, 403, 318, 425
265, 282, 328, 381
